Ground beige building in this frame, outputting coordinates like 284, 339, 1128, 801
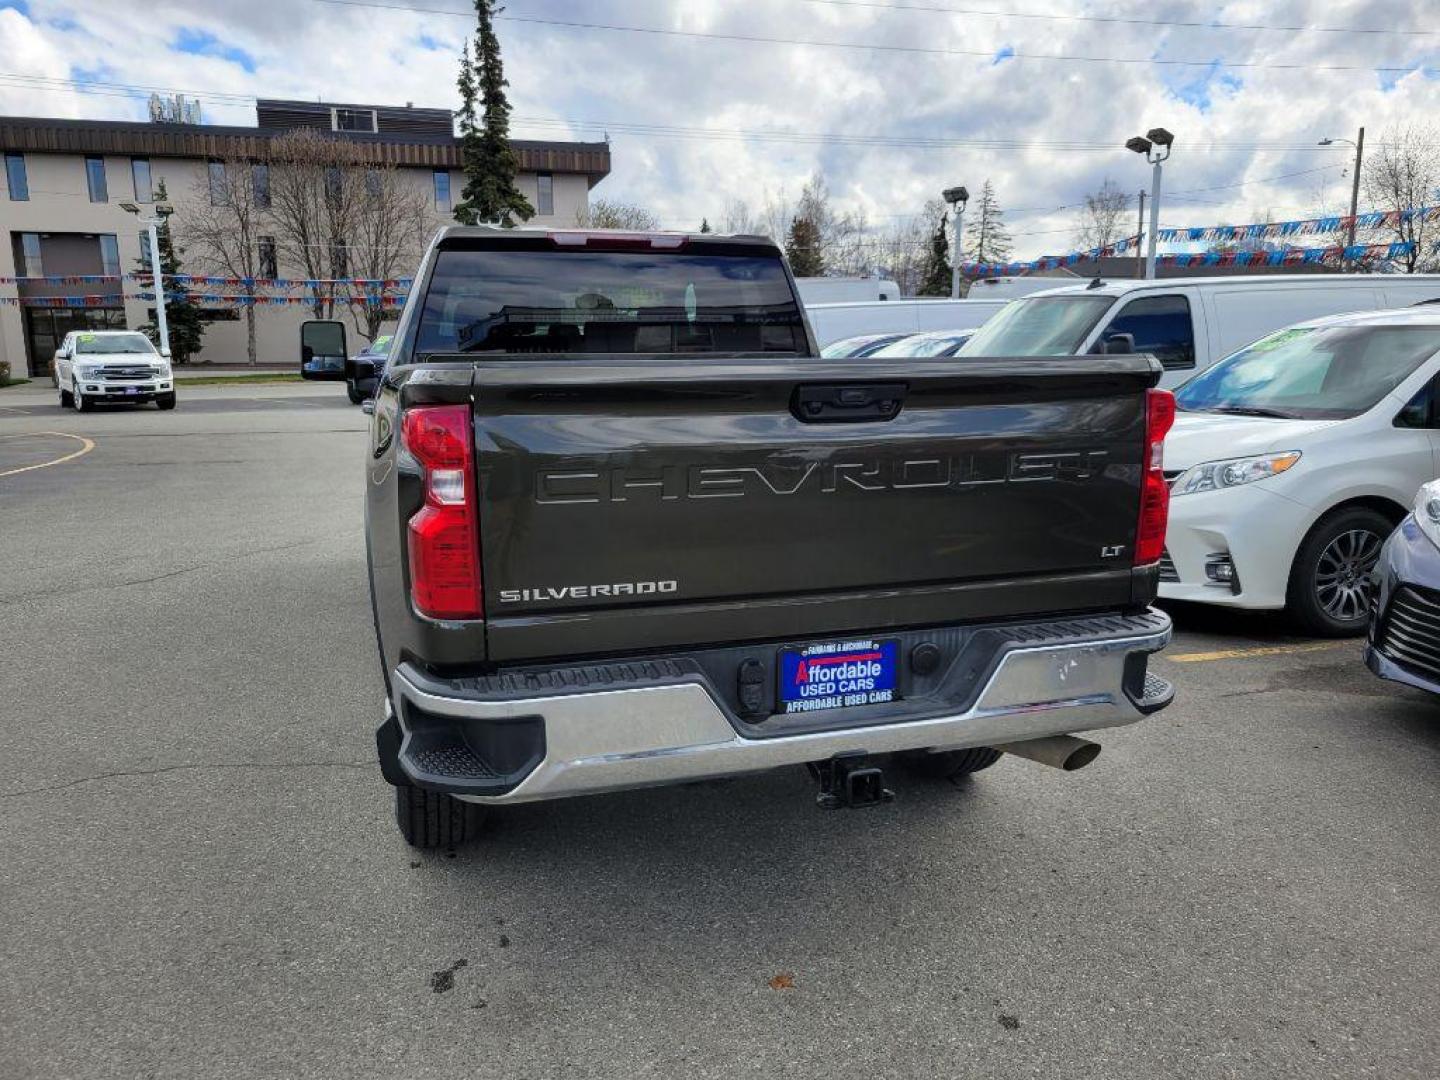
0, 100, 610, 376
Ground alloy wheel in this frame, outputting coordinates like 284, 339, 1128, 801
1313, 527, 1382, 623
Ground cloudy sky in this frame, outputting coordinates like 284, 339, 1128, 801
1, 0, 1437, 259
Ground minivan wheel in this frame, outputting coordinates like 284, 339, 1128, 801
394, 785, 487, 850
1287, 507, 1391, 636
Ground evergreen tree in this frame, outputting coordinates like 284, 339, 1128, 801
916, 209, 952, 296
964, 179, 1013, 267
453, 3, 534, 227
699, 218, 712, 233
134, 180, 205, 364
785, 216, 824, 276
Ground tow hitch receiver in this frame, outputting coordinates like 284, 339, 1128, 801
811, 753, 895, 810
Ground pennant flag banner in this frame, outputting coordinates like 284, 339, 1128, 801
959, 235, 1141, 278
0, 275, 121, 285
0, 293, 124, 307
961, 240, 1417, 279
128, 273, 412, 289
5, 292, 408, 308
1156, 206, 1440, 244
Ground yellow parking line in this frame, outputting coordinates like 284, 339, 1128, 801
0, 431, 95, 478
1165, 641, 1348, 663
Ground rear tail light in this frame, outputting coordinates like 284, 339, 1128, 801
547, 230, 687, 250
1135, 388, 1176, 567
401, 404, 483, 620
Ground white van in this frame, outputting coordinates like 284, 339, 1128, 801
958, 274, 1440, 390
794, 277, 901, 305
806, 298, 1008, 347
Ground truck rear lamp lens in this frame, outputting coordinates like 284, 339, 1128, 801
429, 468, 466, 505
1135, 389, 1176, 567
401, 404, 482, 620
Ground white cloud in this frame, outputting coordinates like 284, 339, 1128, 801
2, 0, 1437, 258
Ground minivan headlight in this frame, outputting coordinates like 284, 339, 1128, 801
1414, 480, 1440, 552
1171, 451, 1302, 496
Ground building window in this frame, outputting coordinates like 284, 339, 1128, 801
131, 157, 153, 202
209, 162, 230, 206
253, 164, 270, 209
5, 153, 28, 201
433, 169, 451, 211
258, 236, 277, 279
19, 233, 42, 276
332, 107, 377, 133
99, 235, 120, 277
86, 156, 108, 202
536, 172, 554, 216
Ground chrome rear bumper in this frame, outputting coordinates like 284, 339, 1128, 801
387, 610, 1173, 805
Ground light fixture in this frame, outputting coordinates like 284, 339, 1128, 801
1146, 127, 1175, 148
118, 201, 140, 213
1125, 136, 1153, 155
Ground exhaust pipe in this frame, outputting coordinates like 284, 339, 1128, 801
993, 735, 1100, 772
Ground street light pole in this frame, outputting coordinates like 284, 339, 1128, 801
1135, 190, 1146, 279
1126, 129, 1173, 280
943, 185, 969, 299
1320, 128, 1365, 269
144, 220, 170, 357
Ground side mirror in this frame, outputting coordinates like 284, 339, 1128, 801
300, 320, 349, 381
361, 398, 376, 416
1104, 333, 1136, 355
346, 356, 379, 382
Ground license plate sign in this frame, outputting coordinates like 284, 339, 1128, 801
124, 386, 139, 394
778, 639, 899, 715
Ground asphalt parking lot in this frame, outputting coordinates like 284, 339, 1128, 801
2, 381, 1438, 1080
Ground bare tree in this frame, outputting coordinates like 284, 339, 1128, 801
1074, 179, 1132, 251
575, 199, 660, 229
720, 197, 764, 235
178, 157, 263, 365
344, 165, 432, 342
1362, 123, 1440, 273
266, 129, 363, 320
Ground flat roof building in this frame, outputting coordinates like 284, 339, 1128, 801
0, 98, 610, 377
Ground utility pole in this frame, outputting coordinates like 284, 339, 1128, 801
1135, 190, 1146, 279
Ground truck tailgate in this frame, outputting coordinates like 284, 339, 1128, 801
471, 354, 1159, 662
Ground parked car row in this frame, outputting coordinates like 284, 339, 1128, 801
821, 328, 975, 358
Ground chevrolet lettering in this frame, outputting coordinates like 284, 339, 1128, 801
356, 225, 1175, 850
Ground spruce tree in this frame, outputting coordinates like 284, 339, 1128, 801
964, 179, 1013, 267
453, 2, 534, 227
134, 180, 206, 364
786, 216, 824, 277
916, 210, 952, 296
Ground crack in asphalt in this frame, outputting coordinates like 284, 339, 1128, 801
0, 536, 346, 606
1, 760, 373, 800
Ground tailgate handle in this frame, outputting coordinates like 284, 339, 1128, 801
793, 382, 907, 424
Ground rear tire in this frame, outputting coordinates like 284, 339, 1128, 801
1286, 507, 1392, 637
156, 392, 177, 411
394, 785, 487, 850
900, 746, 1003, 780
346, 381, 365, 405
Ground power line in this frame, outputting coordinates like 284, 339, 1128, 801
307, 0, 1429, 73
790, 0, 1438, 37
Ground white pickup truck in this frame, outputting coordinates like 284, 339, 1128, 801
54, 330, 176, 411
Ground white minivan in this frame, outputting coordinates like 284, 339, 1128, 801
1161, 307, 1440, 634
958, 274, 1440, 389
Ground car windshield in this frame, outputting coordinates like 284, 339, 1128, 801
74, 333, 155, 355
874, 332, 971, 358
1176, 324, 1440, 420
416, 244, 807, 355
957, 295, 1112, 357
